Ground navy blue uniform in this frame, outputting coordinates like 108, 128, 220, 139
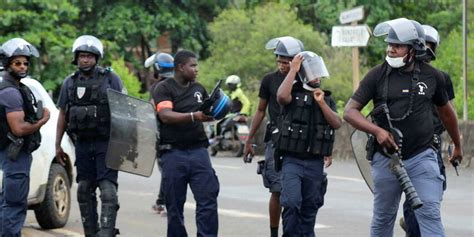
0, 74, 35, 236
57, 67, 123, 236
153, 78, 219, 237
278, 81, 337, 237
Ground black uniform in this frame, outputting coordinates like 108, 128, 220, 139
153, 78, 219, 237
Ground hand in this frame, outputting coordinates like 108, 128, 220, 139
324, 156, 332, 168
194, 111, 214, 122
374, 128, 398, 152
449, 145, 463, 165
289, 54, 304, 72
41, 108, 51, 124
313, 88, 325, 103
243, 141, 255, 163
55, 146, 67, 166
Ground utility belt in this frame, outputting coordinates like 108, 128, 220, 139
432, 133, 442, 151
274, 121, 335, 156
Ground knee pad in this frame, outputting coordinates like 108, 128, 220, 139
98, 180, 118, 204
77, 180, 96, 203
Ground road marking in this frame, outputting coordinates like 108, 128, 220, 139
213, 164, 241, 170
184, 202, 332, 229
328, 175, 365, 183
48, 228, 83, 237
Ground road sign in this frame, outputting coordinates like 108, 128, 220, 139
331, 25, 371, 47
339, 6, 364, 24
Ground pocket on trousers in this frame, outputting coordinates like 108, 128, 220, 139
4, 173, 29, 205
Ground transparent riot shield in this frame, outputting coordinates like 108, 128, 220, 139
106, 89, 157, 177
350, 129, 374, 193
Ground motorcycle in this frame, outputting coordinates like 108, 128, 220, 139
206, 113, 249, 157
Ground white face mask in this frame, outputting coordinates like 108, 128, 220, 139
385, 55, 406, 68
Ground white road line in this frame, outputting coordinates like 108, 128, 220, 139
328, 175, 365, 183
49, 228, 83, 237
213, 164, 241, 170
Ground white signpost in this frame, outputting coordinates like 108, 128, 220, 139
331, 25, 371, 47
332, 6, 367, 91
339, 6, 364, 24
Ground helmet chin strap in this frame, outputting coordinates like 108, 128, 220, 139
302, 82, 320, 91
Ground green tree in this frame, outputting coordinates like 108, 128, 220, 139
0, 1, 79, 91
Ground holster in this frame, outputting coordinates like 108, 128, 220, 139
6, 132, 24, 161
366, 134, 376, 161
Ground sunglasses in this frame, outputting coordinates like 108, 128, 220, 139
12, 61, 30, 67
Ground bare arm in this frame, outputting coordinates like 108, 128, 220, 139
243, 99, 267, 159
158, 108, 213, 124
55, 109, 67, 166
437, 103, 463, 163
277, 54, 303, 105
7, 108, 50, 137
314, 89, 341, 129
343, 99, 397, 150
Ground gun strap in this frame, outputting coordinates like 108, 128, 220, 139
381, 61, 420, 122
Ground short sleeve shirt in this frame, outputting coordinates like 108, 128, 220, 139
352, 62, 448, 158
0, 73, 24, 113
153, 79, 209, 148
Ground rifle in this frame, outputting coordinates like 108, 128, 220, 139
376, 104, 423, 210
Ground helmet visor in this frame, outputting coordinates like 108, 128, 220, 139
298, 51, 329, 83
72, 35, 103, 58
144, 53, 157, 68
374, 18, 420, 42
265, 36, 303, 56
1, 38, 39, 58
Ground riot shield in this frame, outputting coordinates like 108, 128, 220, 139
350, 129, 374, 193
106, 89, 157, 177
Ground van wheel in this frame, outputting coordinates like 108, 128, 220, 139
34, 163, 71, 229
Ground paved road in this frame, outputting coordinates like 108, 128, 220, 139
22, 155, 474, 236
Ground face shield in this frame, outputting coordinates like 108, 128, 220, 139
265, 36, 304, 57
298, 51, 329, 85
374, 18, 426, 51
72, 35, 104, 58
1, 38, 39, 58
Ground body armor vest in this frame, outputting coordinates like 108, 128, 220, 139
275, 91, 335, 156
0, 78, 41, 151
66, 68, 111, 140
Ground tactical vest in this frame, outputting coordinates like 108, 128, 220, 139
274, 91, 335, 156
66, 68, 111, 140
0, 78, 41, 151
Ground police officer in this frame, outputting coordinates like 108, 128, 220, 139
0, 38, 50, 236
55, 35, 124, 237
243, 36, 304, 237
152, 50, 219, 237
275, 51, 340, 236
144, 52, 174, 215
145, 52, 175, 95
400, 24, 456, 237
344, 18, 463, 237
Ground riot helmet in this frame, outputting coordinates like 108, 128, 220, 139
209, 89, 232, 120
71, 35, 104, 65
374, 18, 426, 54
297, 51, 329, 91
0, 38, 39, 78
144, 52, 174, 78
422, 25, 440, 60
265, 36, 304, 57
